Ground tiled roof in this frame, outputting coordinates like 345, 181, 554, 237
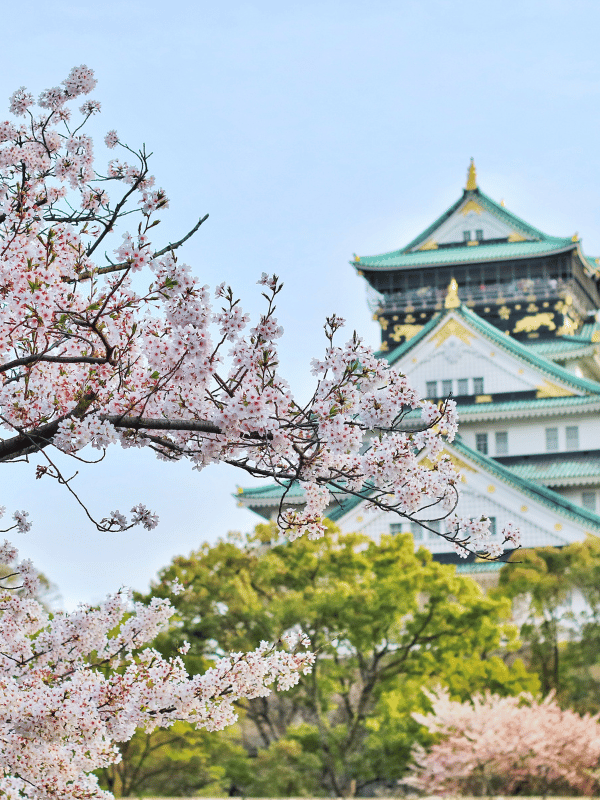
524, 321, 600, 358
456, 562, 505, 574
455, 395, 600, 419
236, 440, 600, 533
399, 188, 566, 254
354, 239, 575, 271
505, 454, 600, 487
450, 438, 600, 531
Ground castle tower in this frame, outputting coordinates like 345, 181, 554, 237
353, 160, 600, 352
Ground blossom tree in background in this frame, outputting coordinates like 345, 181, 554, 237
0, 67, 521, 799
409, 688, 600, 796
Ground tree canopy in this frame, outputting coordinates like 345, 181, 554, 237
141, 522, 535, 796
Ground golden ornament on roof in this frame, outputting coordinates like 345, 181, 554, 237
444, 278, 460, 309
466, 158, 477, 191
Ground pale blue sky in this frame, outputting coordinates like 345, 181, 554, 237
4, 0, 600, 607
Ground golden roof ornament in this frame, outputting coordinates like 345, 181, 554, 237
466, 158, 477, 191
444, 278, 460, 309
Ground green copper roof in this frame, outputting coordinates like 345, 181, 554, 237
383, 304, 600, 398
505, 454, 600, 486
450, 437, 600, 531
454, 395, 600, 419
354, 238, 575, 271
456, 562, 505, 574
235, 437, 600, 533
401, 188, 566, 253
352, 185, 578, 271
525, 321, 600, 357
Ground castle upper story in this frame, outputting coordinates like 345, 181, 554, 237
352, 160, 600, 351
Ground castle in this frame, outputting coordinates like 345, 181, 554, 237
237, 162, 600, 575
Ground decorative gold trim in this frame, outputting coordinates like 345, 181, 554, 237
475, 395, 493, 403
554, 523, 563, 531
419, 239, 438, 250
461, 199, 483, 216
354, 255, 360, 262
431, 318, 474, 348
467, 240, 479, 246
508, 232, 527, 242
444, 278, 460, 309
487, 485, 496, 493
389, 323, 423, 343
520, 505, 528, 513
572, 232, 579, 242
379, 340, 389, 351
535, 380, 576, 398
592, 330, 600, 343
466, 158, 477, 190
419, 449, 477, 477
513, 313, 556, 334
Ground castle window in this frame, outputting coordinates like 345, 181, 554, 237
475, 228, 483, 241
463, 230, 472, 242
442, 379, 453, 397
476, 433, 488, 454
426, 380, 437, 397
566, 426, 579, 451
427, 520, 441, 541
473, 377, 484, 394
390, 523, 403, 536
582, 491, 596, 512
457, 378, 469, 395
495, 431, 508, 455
410, 522, 424, 541
545, 427, 559, 452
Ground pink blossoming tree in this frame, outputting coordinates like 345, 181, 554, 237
409, 688, 600, 796
0, 67, 520, 799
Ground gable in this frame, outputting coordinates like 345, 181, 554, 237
387, 307, 600, 402
411, 196, 532, 251
333, 438, 600, 552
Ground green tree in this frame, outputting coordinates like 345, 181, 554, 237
98, 722, 245, 797
495, 538, 600, 712
141, 522, 535, 796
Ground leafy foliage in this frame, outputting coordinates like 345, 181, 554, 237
138, 522, 535, 796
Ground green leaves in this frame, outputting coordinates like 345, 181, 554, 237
139, 522, 534, 795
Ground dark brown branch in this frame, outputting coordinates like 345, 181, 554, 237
72, 214, 209, 281
0, 354, 108, 374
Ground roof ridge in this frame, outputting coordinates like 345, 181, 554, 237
451, 438, 600, 531
475, 189, 568, 243
457, 305, 600, 396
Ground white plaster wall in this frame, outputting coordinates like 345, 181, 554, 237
418, 207, 516, 247
459, 413, 600, 457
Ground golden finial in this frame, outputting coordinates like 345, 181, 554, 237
571, 232, 579, 242
466, 158, 477, 191
445, 278, 460, 309
500, 199, 506, 207
354, 254, 360, 262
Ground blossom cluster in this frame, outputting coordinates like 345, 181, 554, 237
0, 66, 512, 557
409, 688, 600, 796
0, 543, 314, 800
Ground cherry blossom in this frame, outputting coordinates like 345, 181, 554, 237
0, 66, 521, 798
409, 688, 600, 796
0, 544, 314, 800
